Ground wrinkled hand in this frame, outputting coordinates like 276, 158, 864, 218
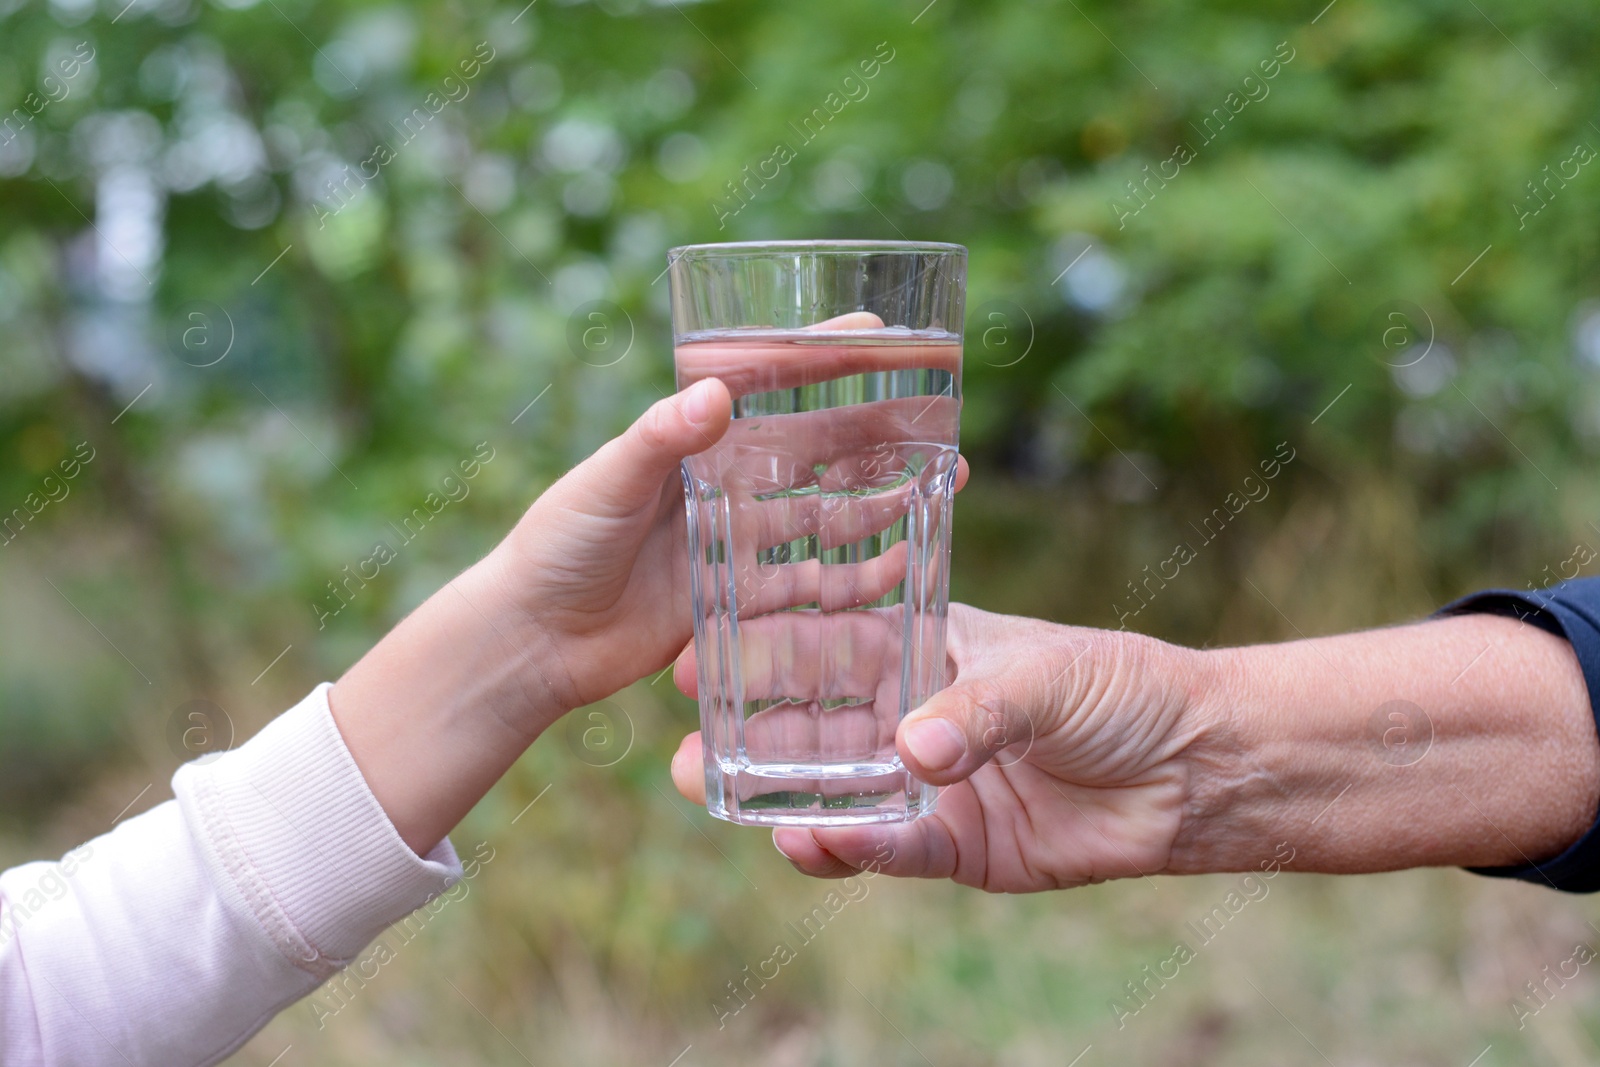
671, 604, 1215, 893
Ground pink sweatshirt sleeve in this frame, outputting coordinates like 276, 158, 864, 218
0, 683, 462, 1066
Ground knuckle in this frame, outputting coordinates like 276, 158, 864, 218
960, 678, 1014, 748
634, 401, 676, 452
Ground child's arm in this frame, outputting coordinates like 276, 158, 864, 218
1, 685, 458, 1066
0, 381, 732, 1066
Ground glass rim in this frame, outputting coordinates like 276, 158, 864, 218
668, 239, 966, 260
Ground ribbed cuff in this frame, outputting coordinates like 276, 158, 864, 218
173, 683, 462, 977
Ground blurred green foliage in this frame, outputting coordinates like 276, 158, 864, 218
3, 0, 1600, 1063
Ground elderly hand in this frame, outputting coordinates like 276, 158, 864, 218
671, 603, 1209, 892
671, 601, 1600, 892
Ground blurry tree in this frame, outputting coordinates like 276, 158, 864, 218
0, 0, 1597, 809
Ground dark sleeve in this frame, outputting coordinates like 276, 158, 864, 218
1436, 576, 1600, 892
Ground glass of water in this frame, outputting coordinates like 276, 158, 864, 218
669, 240, 966, 826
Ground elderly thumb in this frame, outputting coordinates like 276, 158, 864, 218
896, 682, 1038, 785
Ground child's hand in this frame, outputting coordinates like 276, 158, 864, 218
335, 344, 966, 854
487, 314, 967, 719
332, 379, 732, 853
483, 377, 735, 715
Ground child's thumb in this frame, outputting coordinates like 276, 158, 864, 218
573, 378, 732, 518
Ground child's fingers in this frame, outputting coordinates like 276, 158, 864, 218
552, 378, 732, 521
805, 311, 886, 331
676, 314, 957, 397
672, 643, 698, 698
685, 611, 898, 702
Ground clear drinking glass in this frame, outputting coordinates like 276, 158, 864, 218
669, 240, 966, 826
